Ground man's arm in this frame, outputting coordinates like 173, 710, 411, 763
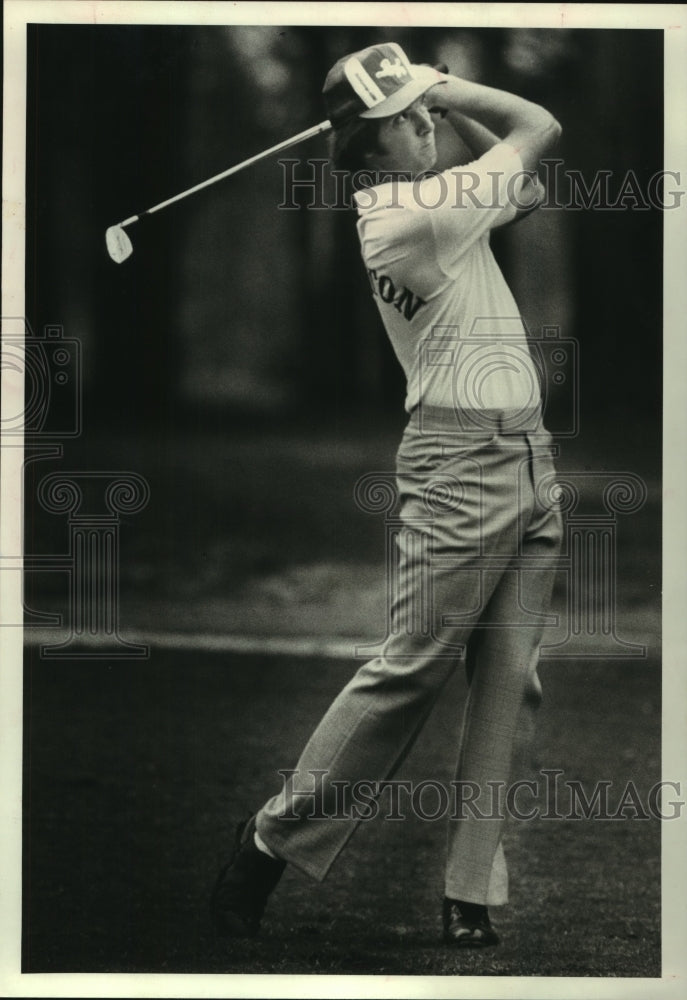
426, 74, 561, 174
439, 109, 546, 221
436, 109, 501, 160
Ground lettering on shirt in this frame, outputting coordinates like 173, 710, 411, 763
365, 268, 426, 321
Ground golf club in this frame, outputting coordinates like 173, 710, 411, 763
105, 119, 332, 263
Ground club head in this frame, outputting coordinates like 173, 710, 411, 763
105, 225, 133, 263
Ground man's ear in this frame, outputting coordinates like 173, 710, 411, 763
363, 148, 378, 169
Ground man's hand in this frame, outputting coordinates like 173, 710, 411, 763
410, 62, 449, 106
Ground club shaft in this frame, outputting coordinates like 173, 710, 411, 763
118, 119, 332, 229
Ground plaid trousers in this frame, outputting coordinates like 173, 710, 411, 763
257, 407, 562, 905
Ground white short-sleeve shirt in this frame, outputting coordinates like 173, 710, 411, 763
354, 143, 542, 414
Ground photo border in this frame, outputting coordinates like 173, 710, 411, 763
2, 2, 685, 997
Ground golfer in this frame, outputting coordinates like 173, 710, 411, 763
212, 41, 563, 948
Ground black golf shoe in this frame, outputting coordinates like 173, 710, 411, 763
210, 815, 286, 938
442, 897, 500, 947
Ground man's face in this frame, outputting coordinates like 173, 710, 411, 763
367, 96, 437, 177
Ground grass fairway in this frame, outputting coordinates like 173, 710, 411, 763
22, 648, 660, 977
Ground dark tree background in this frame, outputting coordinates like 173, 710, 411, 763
26, 25, 662, 446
